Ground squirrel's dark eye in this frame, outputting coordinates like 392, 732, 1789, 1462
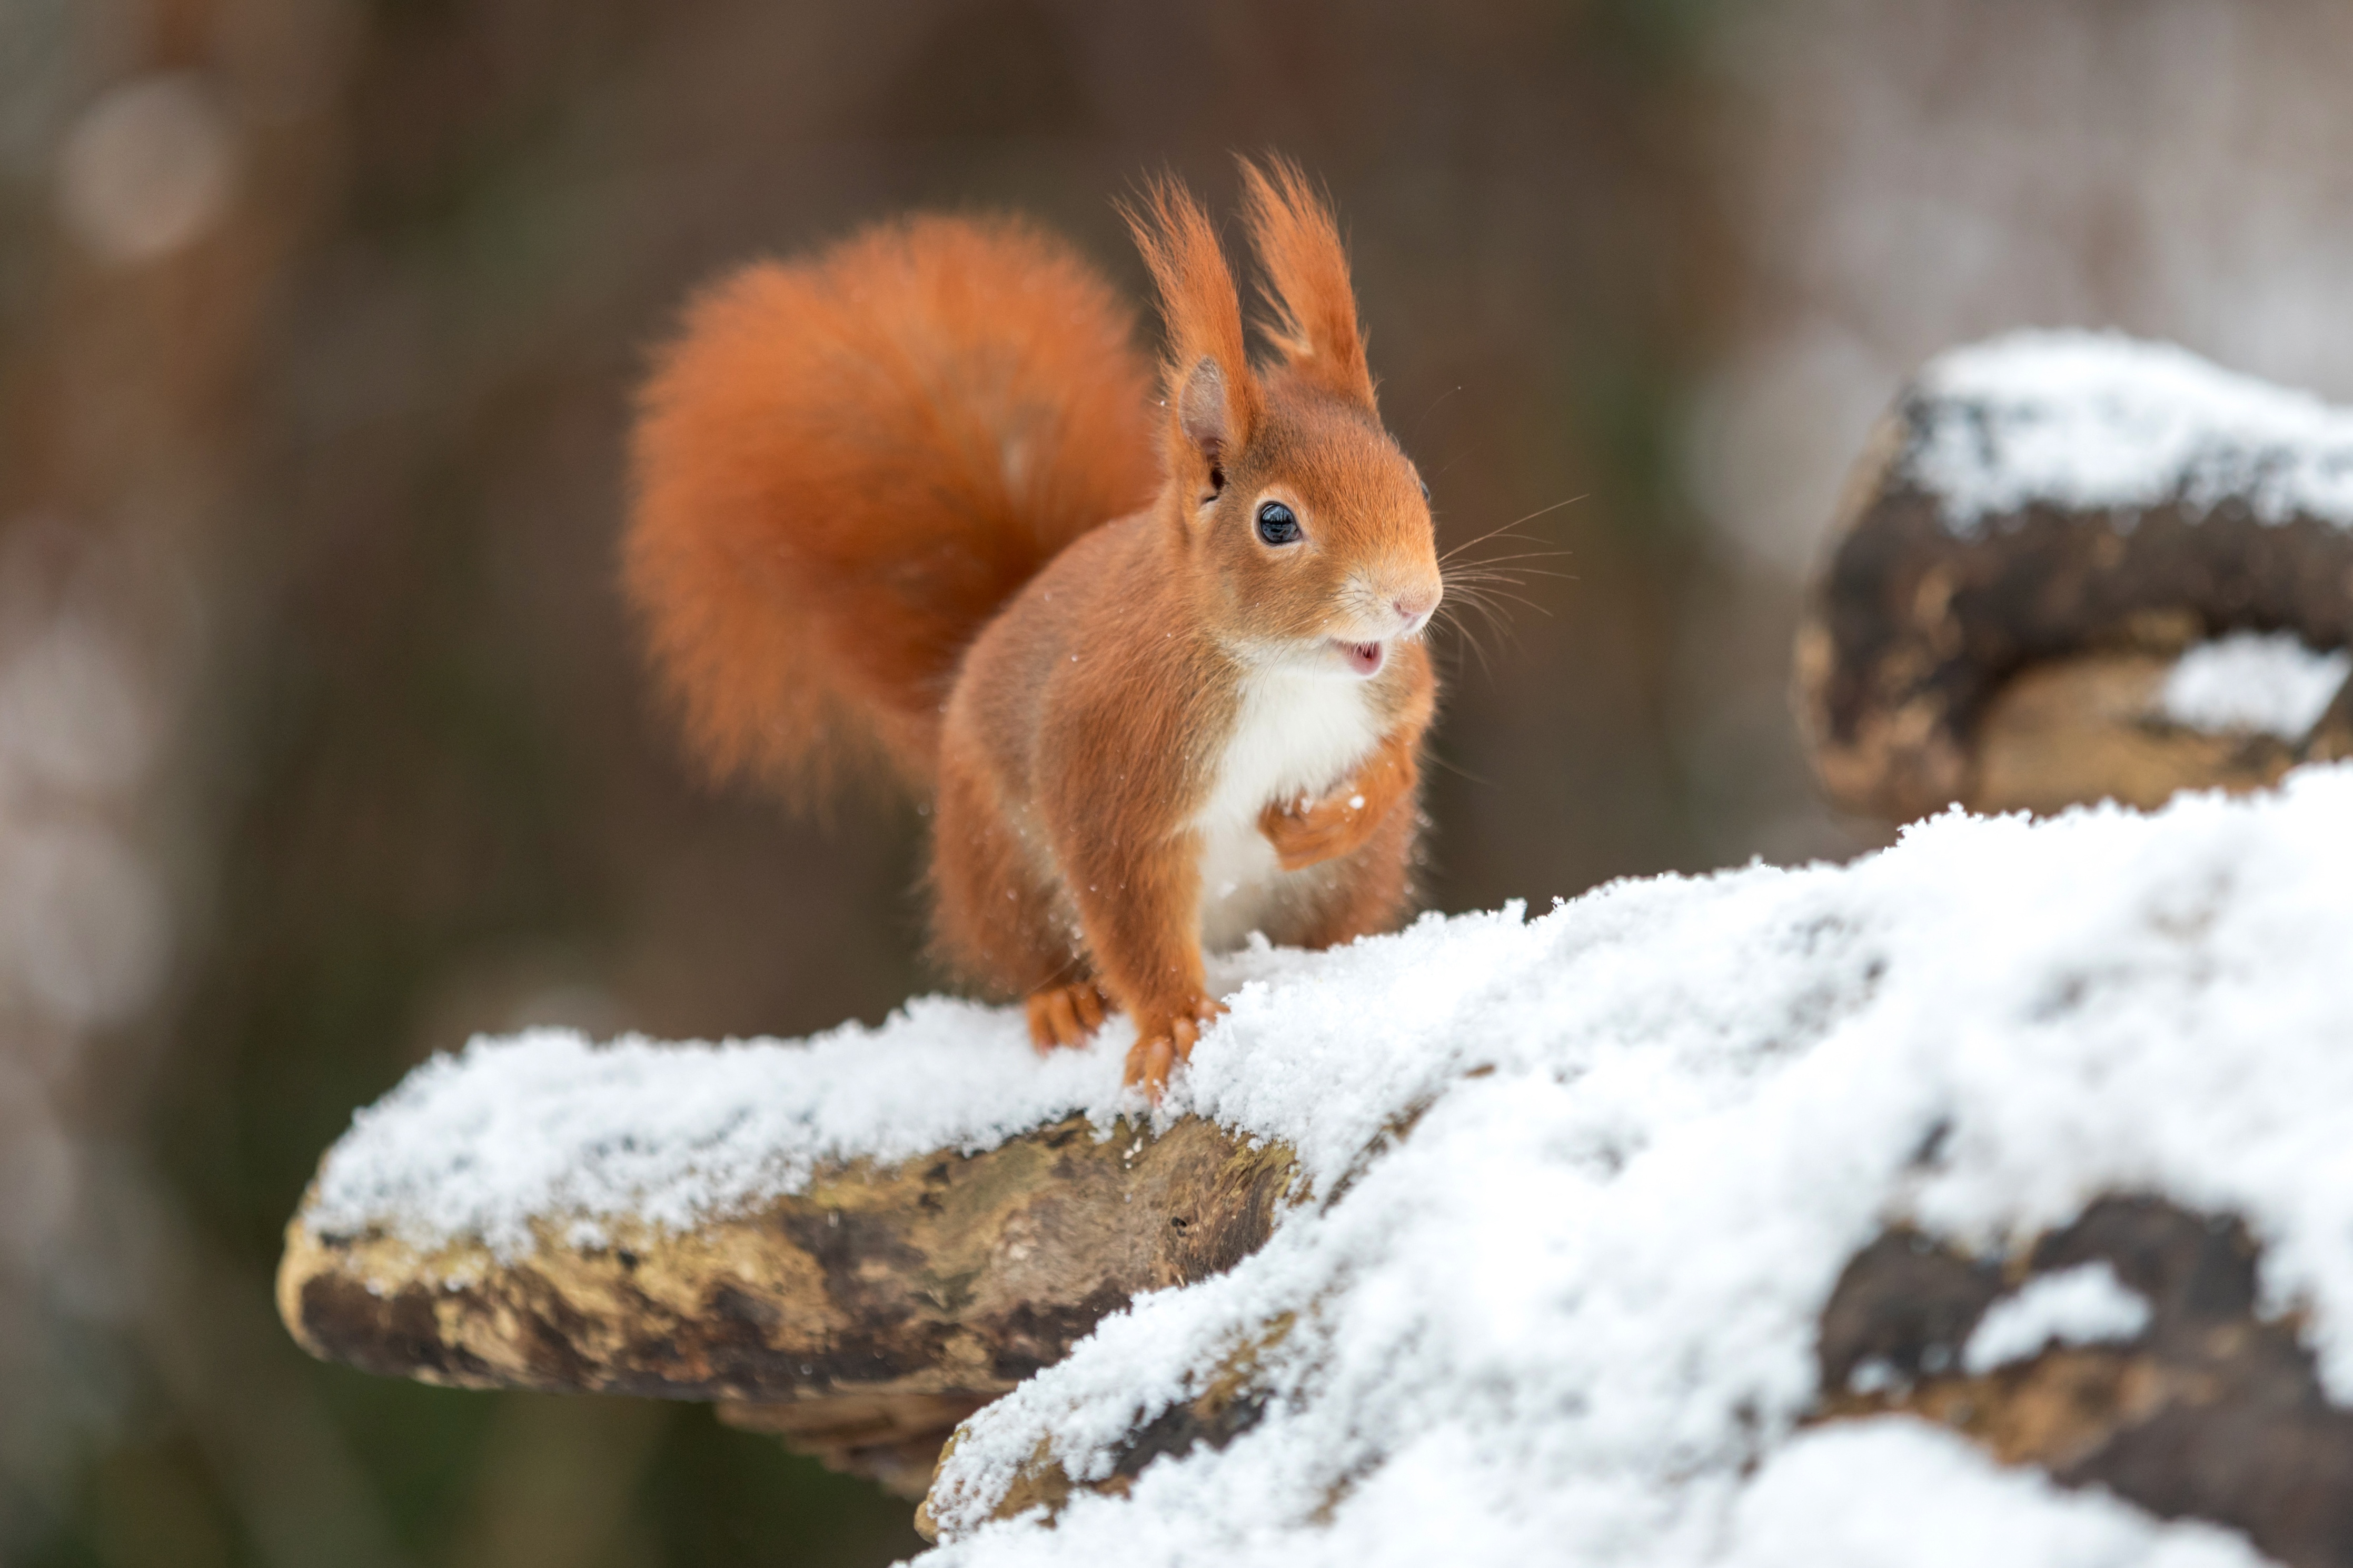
1255, 501, 1302, 545
1417, 474, 1431, 502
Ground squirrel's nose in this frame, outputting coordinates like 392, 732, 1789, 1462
1391, 586, 1440, 632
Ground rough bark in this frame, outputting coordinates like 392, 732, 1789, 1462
1795, 403, 2353, 821
914, 1312, 1292, 1540
1967, 651, 2306, 815
1823, 1197, 2353, 1568
278, 1114, 1297, 1496
935, 1195, 2353, 1564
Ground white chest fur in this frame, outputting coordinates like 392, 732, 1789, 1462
1192, 664, 1383, 950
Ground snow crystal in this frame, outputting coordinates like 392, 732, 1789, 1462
313, 764, 2353, 1566
1907, 330, 2353, 534
1962, 1262, 2152, 1375
2158, 631, 2350, 739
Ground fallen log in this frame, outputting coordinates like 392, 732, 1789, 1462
1797, 333, 2353, 820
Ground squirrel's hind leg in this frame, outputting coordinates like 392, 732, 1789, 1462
931, 739, 1108, 1050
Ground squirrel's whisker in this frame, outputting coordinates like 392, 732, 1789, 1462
1437, 496, 1584, 564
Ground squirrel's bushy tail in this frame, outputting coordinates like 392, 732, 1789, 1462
624, 215, 1159, 804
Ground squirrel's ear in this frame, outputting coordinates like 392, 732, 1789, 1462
1178, 358, 1233, 481
1238, 155, 1376, 411
1124, 175, 1259, 487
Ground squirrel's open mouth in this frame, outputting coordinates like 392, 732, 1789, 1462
1337, 640, 1386, 677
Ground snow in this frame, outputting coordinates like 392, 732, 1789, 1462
309, 765, 2353, 1566
307, 1002, 1135, 1259
2158, 631, 2350, 740
1907, 330, 2353, 534
1961, 1262, 2152, 1375
1722, 1421, 2263, 1568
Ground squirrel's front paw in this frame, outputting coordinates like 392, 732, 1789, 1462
1025, 982, 1109, 1052
1259, 787, 1385, 872
1123, 996, 1227, 1100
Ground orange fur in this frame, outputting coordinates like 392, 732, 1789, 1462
626, 166, 1445, 1098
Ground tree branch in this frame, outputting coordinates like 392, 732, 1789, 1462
278, 1114, 1297, 1496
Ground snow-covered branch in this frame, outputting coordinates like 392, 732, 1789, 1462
278, 1066, 1294, 1497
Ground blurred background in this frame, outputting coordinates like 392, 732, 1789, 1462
6, 1, 2353, 1564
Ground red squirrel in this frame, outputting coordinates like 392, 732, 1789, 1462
625, 159, 1442, 1096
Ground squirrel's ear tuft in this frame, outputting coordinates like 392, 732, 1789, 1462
1238, 155, 1375, 412
1123, 175, 1259, 483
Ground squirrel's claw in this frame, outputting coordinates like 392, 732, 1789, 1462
1124, 1027, 1183, 1097
1026, 982, 1109, 1052
1121, 997, 1226, 1101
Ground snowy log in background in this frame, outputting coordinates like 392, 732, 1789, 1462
1798, 332, 2353, 821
